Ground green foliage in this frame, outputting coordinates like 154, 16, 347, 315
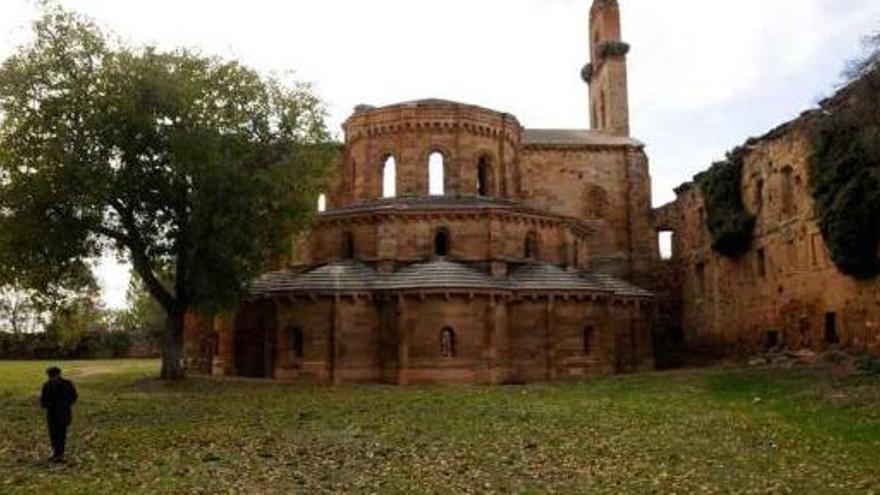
855, 355, 880, 376
44, 290, 106, 357
810, 73, 880, 279
0, 6, 334, 377
112, 272, 164, 353
598, 40, 630, 58
696, 151, 756, 257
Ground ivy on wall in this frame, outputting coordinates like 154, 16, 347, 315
810, 73, 880, 279
695, 150, 756, 258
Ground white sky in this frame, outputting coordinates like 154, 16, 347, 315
1, 0, 878, 309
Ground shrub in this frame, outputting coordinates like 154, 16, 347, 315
810, 73, 880, 279
696, 150, 756, 258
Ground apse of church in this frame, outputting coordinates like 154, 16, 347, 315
185, 0, 658, 384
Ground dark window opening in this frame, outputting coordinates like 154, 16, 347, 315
583, 325, 595, 354
440, 327, 456, 358
824, 312, 839, 345
434, 228, 450, 257
755, 179, 764, 211
342, 231, 355, 259
766, 330, 780, 350
477, 156, 492, 196
290, 327, 304, 359
525, 231, 539, 259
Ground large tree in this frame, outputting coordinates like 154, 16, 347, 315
0, 7, 333, 379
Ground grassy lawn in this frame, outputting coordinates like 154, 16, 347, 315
1, 361, 880, 494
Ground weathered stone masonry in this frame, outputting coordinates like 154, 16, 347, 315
185, 0, 659, 384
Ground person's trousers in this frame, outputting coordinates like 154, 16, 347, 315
47, 414, 70, 458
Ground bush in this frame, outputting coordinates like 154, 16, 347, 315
810, 73, 880, 279
855, 355, 880, 376
696, 151, 756, 258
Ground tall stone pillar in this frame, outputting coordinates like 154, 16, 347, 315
545, 296, 557, 380
397, 295, 410, 385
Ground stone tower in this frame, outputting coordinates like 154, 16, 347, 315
584, 0, 630, 137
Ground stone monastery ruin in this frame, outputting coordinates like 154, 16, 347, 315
185, 0, 880, 383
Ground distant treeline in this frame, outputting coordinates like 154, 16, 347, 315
0, 328, 159, 360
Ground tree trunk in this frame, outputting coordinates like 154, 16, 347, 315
160, 307, 186, 380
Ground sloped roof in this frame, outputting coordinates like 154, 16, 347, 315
582, 271, 654, 298
509, 263, 605, 292
522, 129, 643, 148
378, 259, 508, 291
250, 261, 376, 295
250, 260, 652, 298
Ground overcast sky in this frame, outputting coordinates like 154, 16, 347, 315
2, 0, 878, 309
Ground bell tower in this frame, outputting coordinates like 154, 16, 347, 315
582, 0, 630, 137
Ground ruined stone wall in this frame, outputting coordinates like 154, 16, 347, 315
661, 120, 880, 356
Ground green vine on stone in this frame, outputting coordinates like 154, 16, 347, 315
695, 149, 756, 258
809, 71, 880, 279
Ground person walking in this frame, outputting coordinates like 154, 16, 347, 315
40, 367, 78, 463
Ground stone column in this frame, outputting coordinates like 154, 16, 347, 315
545, 295, 557, 381
329, 296, 342, 385
397, 295, 410, 385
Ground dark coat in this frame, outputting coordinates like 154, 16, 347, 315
40, 378, 78, 424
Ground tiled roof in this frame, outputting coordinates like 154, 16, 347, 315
582, 271, 654, 298
250, 261, 376, 295
250, 260, 652, 298
325, 195, 517, 215
509, 263, 605, 292
378, 259, 508, 291
522, 129, 643, 148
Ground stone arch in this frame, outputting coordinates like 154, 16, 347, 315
583, 325, 595, 354
341, 231, 355, 259
382, 154, 397, 198
434, 227, 451, 257
428, 149, 447, 196
477, 154, 494, 197
289, 326, 304, 359
440, 327, 456, 358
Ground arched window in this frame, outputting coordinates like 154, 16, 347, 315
434, 228, 450, 257
290, 327, 304, 359
317, 193, 327, 213
429, 151, 445, 196
440, 327, 456, 358
382, 155, 397, 198
525, 231, 539, 259
477, 156, 493, 196
583, 325, 595, 354
342, 231, 355, 259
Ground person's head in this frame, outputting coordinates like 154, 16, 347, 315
46, 367, 62, 380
